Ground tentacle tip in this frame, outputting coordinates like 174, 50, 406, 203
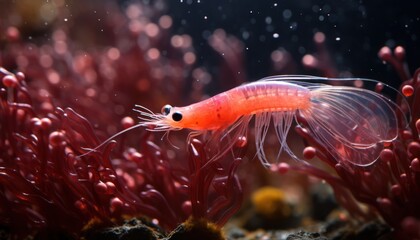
76, 147, 98, 158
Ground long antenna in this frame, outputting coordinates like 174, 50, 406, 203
77, 123, 145, 158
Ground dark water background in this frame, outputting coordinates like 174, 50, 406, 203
166, 0, 419, 85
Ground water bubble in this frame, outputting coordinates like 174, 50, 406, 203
242, 31, 250, 40
289, 22, 298, 30
282, 9, 292, 19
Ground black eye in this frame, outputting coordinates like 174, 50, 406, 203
161, 104, 172, 115
172, 112, 183, 122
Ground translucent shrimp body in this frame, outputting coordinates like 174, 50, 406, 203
75, 75, 403, 168
138, 76, 404, 168
165, 81, 311, 131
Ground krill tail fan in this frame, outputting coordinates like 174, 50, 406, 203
299, 84, 405, 166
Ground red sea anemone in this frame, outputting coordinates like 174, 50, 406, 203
0, 66, 244, 238
0, 1, 244, 238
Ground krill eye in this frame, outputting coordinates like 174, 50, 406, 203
172, 112, 183, 122
161, 104, 172, 115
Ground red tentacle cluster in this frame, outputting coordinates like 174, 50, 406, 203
0, 1, 245, 237
0, 69, 245, 237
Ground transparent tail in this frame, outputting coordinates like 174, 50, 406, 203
300, 84, 405, 166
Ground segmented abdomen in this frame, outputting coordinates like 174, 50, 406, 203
229, 81, 311, 115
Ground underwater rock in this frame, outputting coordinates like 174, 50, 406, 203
166, 218, 225, 240
286, 231, 328, 240
83, 218, 164, 240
